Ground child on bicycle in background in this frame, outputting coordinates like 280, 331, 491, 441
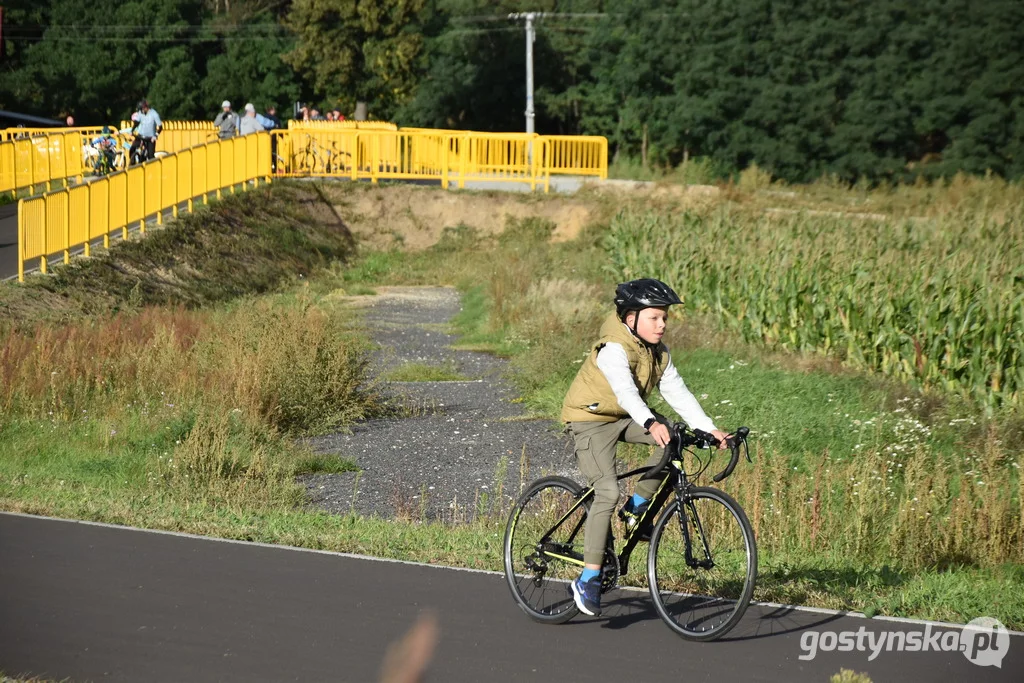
89, 126, 118, 174
562, 278, 728, 616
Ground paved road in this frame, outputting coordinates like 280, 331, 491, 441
2, 514, 1020, 682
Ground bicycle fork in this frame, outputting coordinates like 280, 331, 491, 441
677, 496, 716, 570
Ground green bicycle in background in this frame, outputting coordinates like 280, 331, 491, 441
503, 423, 756, 641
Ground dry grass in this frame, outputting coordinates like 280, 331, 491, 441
0, 294, 374, 435
610, 403, 1024, 571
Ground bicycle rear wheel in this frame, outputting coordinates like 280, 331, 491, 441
647, 487, 757, 641
503, 476, 587, 624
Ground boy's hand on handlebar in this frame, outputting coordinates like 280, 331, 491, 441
712, 430, 730, 449
649, 422, 671, 447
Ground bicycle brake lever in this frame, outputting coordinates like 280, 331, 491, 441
734, 427, 752, 462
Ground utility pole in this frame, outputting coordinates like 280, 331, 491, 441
509, 12, 544, 135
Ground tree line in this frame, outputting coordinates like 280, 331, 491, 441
2, 0, 1021, 182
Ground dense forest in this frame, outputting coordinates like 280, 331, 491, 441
1, 0, 1021, 182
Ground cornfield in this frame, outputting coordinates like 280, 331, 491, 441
605, 206, 1024, 409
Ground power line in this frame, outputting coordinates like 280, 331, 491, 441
2, 25, 287, 32
1, 23, 290, 43
455, 13, 609, 22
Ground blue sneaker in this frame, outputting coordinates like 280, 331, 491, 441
570, 576, 603, 616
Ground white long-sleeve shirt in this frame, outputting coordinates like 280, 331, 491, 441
595, 342, 717, 433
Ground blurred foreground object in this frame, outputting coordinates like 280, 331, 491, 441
380, 613, 440, 683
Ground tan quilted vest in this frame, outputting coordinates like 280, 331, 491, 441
561, 312, 667, 423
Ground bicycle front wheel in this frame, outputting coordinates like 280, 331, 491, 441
503, 476, 587, 624
647, 487, 757, 641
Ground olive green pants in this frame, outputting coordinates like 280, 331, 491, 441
567, 419, 665, 566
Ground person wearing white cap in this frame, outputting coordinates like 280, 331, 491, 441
214, 100, 239, 139
238, 102, 266, 136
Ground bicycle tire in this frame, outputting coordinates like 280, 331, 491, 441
503, 475, 587, 624
647, 487, 757, 641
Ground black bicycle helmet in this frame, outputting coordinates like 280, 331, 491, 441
614, 278, 682, 320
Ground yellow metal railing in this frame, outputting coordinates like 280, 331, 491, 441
0, 126, 107, 142
272, 129, 608, 190
118, 120, 219, 155
3, 123, 608, 200
0, 124, 207, 195
13, 123, 607, 282
540, 136, 609, 178
287, 120, 398, 131
0, 130, 86, 196
17, 133, 271, 281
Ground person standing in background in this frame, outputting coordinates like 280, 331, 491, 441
238, 103, 265, 136
215, 101, 239, 139
263, 105, 282, 173
263, 105, 281, 129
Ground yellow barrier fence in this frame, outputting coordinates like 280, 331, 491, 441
0, 131, 86, 197
118, 120, 219, 155
161, 123, 218, 155
14, 124, 606, 282
540, 136, 609, 178
17, 133, 271, 281
287, 120, 398, 131
272, 129, 607, 190
0, 126, 107, 142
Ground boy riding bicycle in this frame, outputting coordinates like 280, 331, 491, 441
89, 127, 119, 174
562, 278, 728, 616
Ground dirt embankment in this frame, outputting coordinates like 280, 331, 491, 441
323, 184, 598, 250
1, 184, 358, 326
321, 182, 719, 251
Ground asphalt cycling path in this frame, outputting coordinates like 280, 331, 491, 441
3, 514, 1021, 682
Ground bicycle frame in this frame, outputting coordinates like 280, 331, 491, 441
537, 455, 697, 579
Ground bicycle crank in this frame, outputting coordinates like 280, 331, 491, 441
601, 547, 620, 593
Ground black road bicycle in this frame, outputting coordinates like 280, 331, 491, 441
300, 135, 351, 175
503, 423, 756, 641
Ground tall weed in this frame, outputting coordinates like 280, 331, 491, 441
0, 298, 374, 434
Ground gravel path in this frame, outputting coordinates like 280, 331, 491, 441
300, 286, 576, 520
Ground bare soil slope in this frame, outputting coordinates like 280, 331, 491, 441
324, 184, 599, 249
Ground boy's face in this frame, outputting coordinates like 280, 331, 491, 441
626, 307, 669, 344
